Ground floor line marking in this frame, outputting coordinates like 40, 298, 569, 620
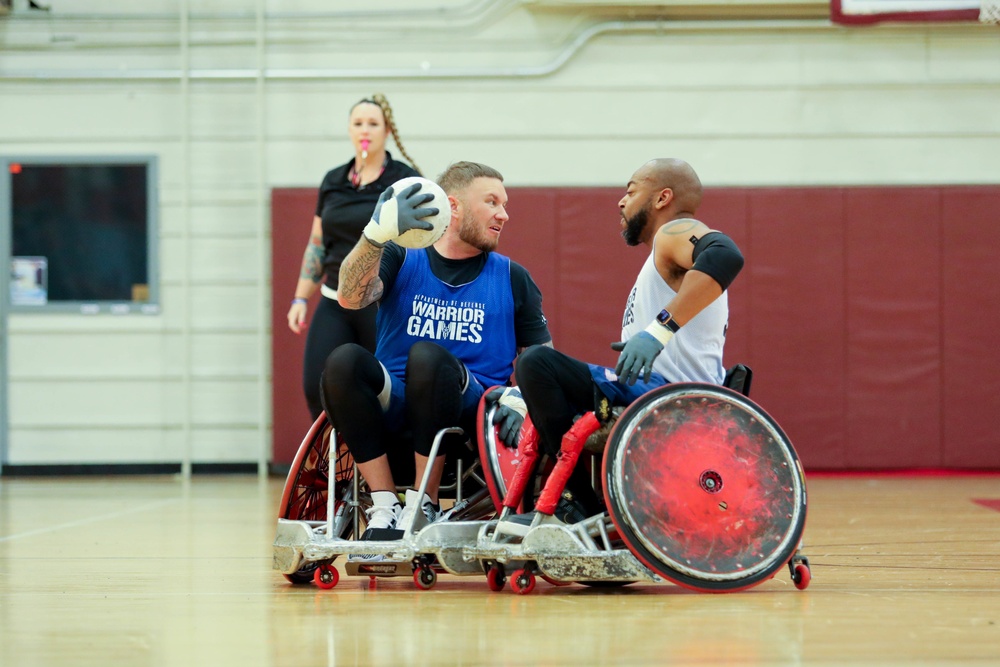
0, 498, 180, 543
973, 498, 1000, 513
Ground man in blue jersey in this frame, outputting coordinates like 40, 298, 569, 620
322, 161, 552, 551
514, 158, 744, 521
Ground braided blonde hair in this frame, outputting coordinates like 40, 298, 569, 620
359, 93, 421, 176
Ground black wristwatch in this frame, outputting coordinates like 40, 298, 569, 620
655, 309, 681, 333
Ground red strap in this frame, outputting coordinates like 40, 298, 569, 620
536, 412, 600, 515
502, 417, 539, 510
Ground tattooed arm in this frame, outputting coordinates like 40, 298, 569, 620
287, 215, 325, 333
337, 236, 386, 310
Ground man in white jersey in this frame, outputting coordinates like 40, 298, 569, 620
512, 158, 744, 521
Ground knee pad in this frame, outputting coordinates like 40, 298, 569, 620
512, 344, 555, 387
405, 342, 467, 448
406, 341, 468, 392
321, 343, 385, 411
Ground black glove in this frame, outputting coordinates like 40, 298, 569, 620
612, 331, 664, 386
485, 386, 526, 448
363, 183, 438, 247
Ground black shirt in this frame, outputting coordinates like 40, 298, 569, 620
314, 152, 419, 290
380, 244, 552, 349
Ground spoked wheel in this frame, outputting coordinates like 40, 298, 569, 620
603, 383, 808, 593
278, 414, 358, 584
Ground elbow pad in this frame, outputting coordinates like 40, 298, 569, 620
691, 232, 744, 291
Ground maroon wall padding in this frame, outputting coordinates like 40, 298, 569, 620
551, 189, 645, 367
942, 189, 1000, 467
499, 189, 562, 345
845, 189, 943, 468
741, 188, 848, 468
270, 185, 1000, 469
270, 188, 317, 466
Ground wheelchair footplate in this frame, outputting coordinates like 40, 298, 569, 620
461, 511, 660, 593
275, 516, 497, 589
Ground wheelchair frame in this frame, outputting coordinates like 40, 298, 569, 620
273, 380, 812, 594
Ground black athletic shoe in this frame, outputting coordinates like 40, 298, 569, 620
507, 493, 590, 526
554, 494, 590, 524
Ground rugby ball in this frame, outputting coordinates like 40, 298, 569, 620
383, 176, 451, 249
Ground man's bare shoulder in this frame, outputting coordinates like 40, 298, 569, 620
659, 218, 709, 237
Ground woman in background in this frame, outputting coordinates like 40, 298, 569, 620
287, 94, 421, 420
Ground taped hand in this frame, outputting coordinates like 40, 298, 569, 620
611, 331, 664, 386
363, 183, 438, 247
486, 386, 527, 449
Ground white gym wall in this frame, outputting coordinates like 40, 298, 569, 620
0, 0, 996, 472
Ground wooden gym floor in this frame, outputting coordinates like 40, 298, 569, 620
1, 473, 998, 666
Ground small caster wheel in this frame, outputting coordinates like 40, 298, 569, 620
313, 564, 339, 590
792, 563, 811, 590
414, 566, 437, 590
284, 562, 318, 585
486, 565, 506, 592
510, 569, 536, 595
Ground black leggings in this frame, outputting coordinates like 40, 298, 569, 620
514, 345, 602, 514
302, 297, 376, 420
321, 341, 473, 467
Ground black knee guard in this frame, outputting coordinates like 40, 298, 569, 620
405, 341, 468, 457
320, 343, 388, 463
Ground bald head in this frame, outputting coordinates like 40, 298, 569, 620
635, 158, 703, 216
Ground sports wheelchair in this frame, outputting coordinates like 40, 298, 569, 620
272, 365, 811, 594
273, 415, 496, 585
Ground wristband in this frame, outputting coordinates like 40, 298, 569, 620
643, 321, 675, 347
291, 297, 307, 306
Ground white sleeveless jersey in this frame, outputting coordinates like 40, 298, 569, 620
620, 245, 729, 385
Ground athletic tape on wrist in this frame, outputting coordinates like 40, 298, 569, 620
499, 388, 527, 416
643, 321, 675, 347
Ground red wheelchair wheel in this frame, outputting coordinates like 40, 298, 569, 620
602, 383, 807, 593
279, 415, 332, 522
476, 388, 525, 513
278, 414, 358, 584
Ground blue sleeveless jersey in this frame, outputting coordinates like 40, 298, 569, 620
376, 249, 517, 387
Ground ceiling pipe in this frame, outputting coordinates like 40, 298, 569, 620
0, 19, 832, 82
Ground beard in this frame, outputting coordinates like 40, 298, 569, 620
621, 206, 649, 246
457, 211, 499, 253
